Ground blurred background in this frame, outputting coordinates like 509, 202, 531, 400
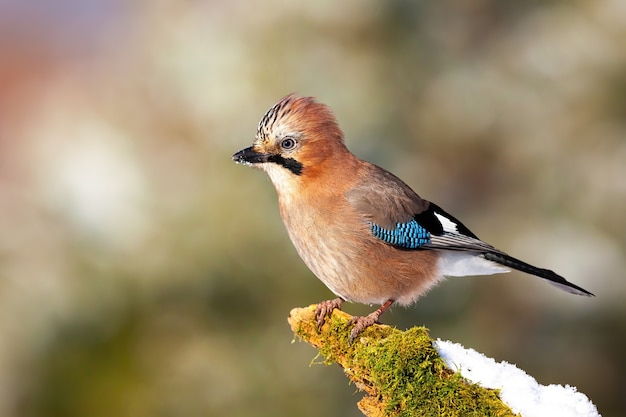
0, 0, 624, 416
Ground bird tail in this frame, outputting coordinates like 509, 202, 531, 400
482, 252, 594, 297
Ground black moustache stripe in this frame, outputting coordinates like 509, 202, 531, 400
267, 154, 303, 175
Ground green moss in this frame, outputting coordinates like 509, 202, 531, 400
289, 306, 519, 417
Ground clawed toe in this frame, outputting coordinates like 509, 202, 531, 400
348, 314, 380, 342
347, 299, 395, 342
314, 298, 344, 329
314, 299, 395, 342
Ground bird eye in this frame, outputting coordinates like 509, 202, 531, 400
280, 137, 296, 150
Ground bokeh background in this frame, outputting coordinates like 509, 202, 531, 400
1, 1, 625, 416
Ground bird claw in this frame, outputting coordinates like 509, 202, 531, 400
314, 298, 344, 329
348, 313, 380, 343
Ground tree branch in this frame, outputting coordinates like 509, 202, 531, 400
288, 305, 518, 417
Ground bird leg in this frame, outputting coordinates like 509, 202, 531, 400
348, 299, 395, 342
314, 297, 344, 329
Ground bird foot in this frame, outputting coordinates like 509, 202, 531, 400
348, 312, 381, 343
347, 299, 395, 343
314, 298, 344, 329
315, 297, 343, 330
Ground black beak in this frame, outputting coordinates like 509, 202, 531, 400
232, 146, 268, 165
233, 146, 304, 175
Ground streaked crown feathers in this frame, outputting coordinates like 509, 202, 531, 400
254, 94, 344, 148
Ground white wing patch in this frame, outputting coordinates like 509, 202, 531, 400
434, 212, 459, 234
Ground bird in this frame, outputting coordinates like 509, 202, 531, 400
232, 94, 594, 341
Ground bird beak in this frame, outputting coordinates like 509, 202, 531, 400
232, 146, 268, 165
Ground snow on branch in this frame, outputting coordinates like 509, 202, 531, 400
288, 305, 599, 417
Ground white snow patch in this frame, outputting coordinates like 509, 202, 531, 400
434, 340, 600, 417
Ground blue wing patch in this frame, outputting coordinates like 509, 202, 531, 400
370, 220, 431, 249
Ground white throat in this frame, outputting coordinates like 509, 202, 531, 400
261, 163, 300, 200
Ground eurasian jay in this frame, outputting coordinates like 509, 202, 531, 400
232, 94, 593, 341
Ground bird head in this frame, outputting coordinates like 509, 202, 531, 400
232, 94, 348, 192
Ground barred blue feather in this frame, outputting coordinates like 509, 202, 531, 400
370, 220, 431, 249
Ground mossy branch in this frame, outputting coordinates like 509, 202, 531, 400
288, 305, 520, 417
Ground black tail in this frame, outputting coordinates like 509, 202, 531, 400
483, 252, 594, 297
